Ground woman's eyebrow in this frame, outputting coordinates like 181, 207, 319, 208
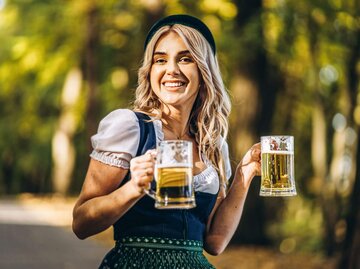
178, 50, 191, 55
153, 51, 167, 56
153, 50, 191, 56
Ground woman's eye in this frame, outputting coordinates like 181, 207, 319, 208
154, 58, 166, 64
180, 57, 193, 63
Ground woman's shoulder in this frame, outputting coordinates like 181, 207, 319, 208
90, 108, 141, 161
99, 108, 138, 126
95, 108, 141, 135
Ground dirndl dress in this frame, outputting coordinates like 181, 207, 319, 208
90, 111, 231, 269
99, 237, 215, 269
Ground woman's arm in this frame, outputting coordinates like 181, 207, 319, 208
204, 143, 261, 255
72, 151, 156, 239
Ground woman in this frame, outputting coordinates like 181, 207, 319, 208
72, 14, 261, 269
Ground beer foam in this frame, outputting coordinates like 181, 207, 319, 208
261, 150, 294, 155
156, 163, 193, 168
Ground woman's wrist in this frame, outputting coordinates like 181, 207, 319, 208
234, 165, 255, 190
126, 180, 147, 199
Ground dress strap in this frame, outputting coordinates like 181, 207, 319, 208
118, 112, 157, 188
134, 112, 157, 156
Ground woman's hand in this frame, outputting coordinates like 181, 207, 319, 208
236, 143, 261, 188
129, 149, 157, 194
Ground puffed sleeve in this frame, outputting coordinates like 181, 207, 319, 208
89, 109, 140, 169
221, 139, 232, 181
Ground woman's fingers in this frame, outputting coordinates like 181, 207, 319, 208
251, 143, 261, 176
131, 150, 155, 164
131, 166, 154, 177
242, 143, 261, 164
251, 146, 261, 162
238, 142, 262, 179
129, 150, 157, 191
130, 150, 156, 168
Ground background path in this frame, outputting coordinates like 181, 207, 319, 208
0, 197, 109, 269
0, 196, 337, 269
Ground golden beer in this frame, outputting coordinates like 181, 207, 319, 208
144, 140, 195, 209
260, 151, 296, 196
155, 165, 195, 209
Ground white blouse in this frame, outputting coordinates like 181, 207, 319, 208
90, 109, 232, 194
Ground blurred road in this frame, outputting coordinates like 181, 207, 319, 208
0, 199, 109, 269
0, 198, 336, 269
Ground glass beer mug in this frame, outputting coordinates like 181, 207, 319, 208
145, 140, 196, 209
260, 136, 297, 197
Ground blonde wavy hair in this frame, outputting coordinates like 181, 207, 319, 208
133, 24, 231, 186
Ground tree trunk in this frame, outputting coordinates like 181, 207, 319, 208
306, 13, 345, 256
338, 134, 360, 269
338, 23, 360, 269
52, 68, 82, 194
84, 2, 100, 153
231, 0, 281, 245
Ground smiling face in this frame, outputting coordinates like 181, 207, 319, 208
150, 31, 201, 113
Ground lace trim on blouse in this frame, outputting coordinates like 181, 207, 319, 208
90, 150, 130, 169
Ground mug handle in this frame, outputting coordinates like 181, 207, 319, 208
141, 150, 157, 200
143, 188, 156, 200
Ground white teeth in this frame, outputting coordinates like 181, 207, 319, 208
164, 82, 184, 87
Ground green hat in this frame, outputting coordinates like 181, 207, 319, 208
144, 14, 216, 54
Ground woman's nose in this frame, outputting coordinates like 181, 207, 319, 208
166, 59, 180, 75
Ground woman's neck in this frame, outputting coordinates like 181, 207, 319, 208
161, 106, 191, 139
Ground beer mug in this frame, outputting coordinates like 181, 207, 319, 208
145, 140, 196, 209
260, 136, 297, 197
